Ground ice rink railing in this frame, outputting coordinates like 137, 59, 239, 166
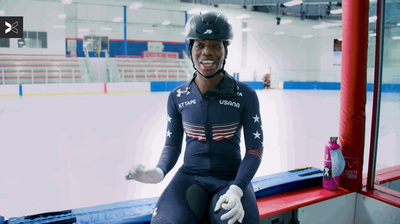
0, 56, 194, 84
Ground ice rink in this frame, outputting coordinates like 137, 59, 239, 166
0, 89, 399, 218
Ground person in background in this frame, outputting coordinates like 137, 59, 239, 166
126, 11, 264, 224
262, 73, 270, 89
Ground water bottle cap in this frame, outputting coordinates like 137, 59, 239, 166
330, 137, 338, 142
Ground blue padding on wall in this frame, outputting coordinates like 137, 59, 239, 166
284, 82, 399, 92
367, 83, 400, 92
6, 167, 322, 224
151, 81, 186, 92
284, 81, 340, 90
242, 82, 263, 90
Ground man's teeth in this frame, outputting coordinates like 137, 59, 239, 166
201, 60, 214, 64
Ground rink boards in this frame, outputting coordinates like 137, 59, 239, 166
2, 167, 322, 224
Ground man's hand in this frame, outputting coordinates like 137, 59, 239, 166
214, 185, 244, 224
126, 165, 164, 184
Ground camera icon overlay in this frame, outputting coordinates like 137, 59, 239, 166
0, 16, 23, 38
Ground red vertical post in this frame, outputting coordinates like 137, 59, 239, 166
104, 83, 107, 94
339, 0, 369, 190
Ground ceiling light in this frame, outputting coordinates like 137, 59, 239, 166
280, 19, 292, 25
236, 14, 250, 20
242, 27, 252, 32
162, 20, 171, 25
312, 24, 327, 29
78, 28, 90, 32
187, 8, 209, 14
369, 16, 377, 23
143, 29, 154, 33
369, 33, 376, 37
331, 9, 342, 14
187, 8, 201, 14
113, 17, 123, 22
129, 2, 142, 9
58, 13, 67, 19
53, 25, 66, 29
392, 36, 400, 40
274, 31, 285, 35
302, 34, 313, 39
284, 0, 303, 7
101, 27, 113, 31
62, 0, 72, 4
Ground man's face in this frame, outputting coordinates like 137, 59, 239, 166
191, 40, 226, 77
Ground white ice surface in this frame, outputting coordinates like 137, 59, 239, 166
0, 90, 398, 218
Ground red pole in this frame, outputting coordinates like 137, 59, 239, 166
104, 83, 107, 94
339, 0, 369, 191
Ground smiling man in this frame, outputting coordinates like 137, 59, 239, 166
127, 11, 264, 224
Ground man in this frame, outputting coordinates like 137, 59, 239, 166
127, 11, 263, 224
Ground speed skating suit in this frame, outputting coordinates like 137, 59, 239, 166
152, 72, 263, 224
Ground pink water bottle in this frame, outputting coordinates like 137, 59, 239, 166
323, 137, 340, 190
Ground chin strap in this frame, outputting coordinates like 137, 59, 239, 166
193, 65, 224, 79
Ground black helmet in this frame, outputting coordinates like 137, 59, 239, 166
184, 11, 233, 44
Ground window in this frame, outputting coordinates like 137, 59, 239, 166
365, 0, 400, 203
18, 31, 47, 48
83, 35, 108, 52
0, 38, 10, 48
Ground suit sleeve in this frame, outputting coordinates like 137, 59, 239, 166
233, 89, 264, 191
156, 92, 184, 175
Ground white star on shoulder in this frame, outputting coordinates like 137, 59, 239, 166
166, 130, 172, 138
253, 130, 261, 139
253, 114, 260, 123
167, 115, 172, 123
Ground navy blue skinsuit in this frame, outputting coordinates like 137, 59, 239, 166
152, 72, 263, 224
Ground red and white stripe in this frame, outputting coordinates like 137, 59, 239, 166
212, 122, 239, 141
247, 148, 263, 159
183, 121, 206, 141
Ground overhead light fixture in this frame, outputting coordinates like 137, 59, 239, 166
187, 8, 209, 14
143, 29, 154, 33
369, 16, 377, 23
129, 2, 142, 9
113, 17, 123, 22
78, 28, 90, 32
236, 14, 250, 20
312, 24, 327, 29
302, 34, 313, 39
58, 13, 67, 19
274, 31, 285, 35
331, 9, 342, 14
369, 33, 376, 37
162, 20, 171, 25
187, 8, 201, 14
242, 27, 252, 32
101, 27, 113, 31
280, 19, 292, 25
283, 0, 303, 7
62, 0, 73, 4
53, 25, 66, 29
392, 36, 400, 40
